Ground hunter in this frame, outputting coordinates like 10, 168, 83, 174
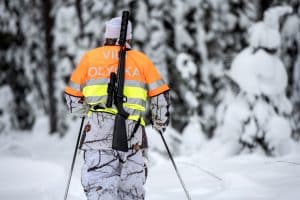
64, 16, 170, 200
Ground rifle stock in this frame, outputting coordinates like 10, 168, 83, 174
112, 114, 128, 151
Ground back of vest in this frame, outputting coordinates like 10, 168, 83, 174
65, 45, 169, 125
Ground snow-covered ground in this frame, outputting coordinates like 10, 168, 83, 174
0, 117, 300, 200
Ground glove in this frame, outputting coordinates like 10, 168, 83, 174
152, 121, 167, 134
65, 94, 89, 117
150, 91, 170, 134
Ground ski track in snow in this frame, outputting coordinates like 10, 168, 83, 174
145, 155, 300, 200
2, 152, 300, 200
1, 152, 300, 200
0, 124, 300, 200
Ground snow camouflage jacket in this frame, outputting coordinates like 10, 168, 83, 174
65, 46, 170, 150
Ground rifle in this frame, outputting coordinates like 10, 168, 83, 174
108, 11, 130, 152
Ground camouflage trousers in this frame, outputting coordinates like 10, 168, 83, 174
81, 149, 147, 200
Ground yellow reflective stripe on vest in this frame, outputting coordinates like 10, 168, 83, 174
85, 96, 146, 108
83, 82, 147, 126
129, 115, 145, 126
123, 103, 145, 111
82, 85, 107, 97
83, 85, 147, 102
124, 86, 147, 101
89, 107, 145, 126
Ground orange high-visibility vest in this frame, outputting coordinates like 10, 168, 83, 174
65, 46, 169, 125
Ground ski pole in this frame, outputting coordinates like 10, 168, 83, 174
159, 131, 192, 200
64, 117, 85, 200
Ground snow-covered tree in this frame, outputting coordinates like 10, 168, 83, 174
215, 6, 294, 155
1, 0, 299, 155
278, 2, 300, 139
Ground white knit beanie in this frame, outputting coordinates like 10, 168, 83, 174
104, 17, 132, 40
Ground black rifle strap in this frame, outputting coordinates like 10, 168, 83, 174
131, 117, 141, 137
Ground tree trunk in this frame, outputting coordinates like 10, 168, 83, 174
257, 0, 273, 21
75, 0, 84, 35
42, 0, 57, 134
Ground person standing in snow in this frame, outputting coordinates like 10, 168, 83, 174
64, 16, 170, 200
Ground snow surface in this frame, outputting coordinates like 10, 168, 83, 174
1, 117, 300, 200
